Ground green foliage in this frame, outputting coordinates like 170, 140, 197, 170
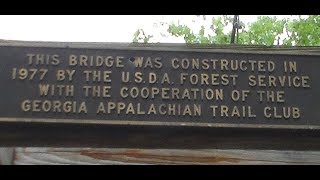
132, 29, 153, 43
285, 15, 320, 46
167, 16, 232, 44
168, 24, 196, 43
240, 16, 286, 45
133, 15, 320, 46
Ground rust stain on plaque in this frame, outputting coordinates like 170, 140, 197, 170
80, 149, 241, 164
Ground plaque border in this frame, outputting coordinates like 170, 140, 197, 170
0, 117, 319, 130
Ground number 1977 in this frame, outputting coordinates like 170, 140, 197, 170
12, 68, 48, 80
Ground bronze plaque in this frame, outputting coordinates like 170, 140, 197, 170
0, 42, 318, 129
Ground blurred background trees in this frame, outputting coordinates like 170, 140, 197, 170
133, 15, 320, 46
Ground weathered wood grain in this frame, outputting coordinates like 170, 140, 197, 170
0, 148, 14, 165
12, 148, 320, 165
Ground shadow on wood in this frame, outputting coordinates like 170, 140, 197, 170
0, 122, 320, 150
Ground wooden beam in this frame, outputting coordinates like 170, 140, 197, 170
0, 148, 14, 165
13, 148, 320, 165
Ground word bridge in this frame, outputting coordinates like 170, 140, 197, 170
0, 41, 319, 149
